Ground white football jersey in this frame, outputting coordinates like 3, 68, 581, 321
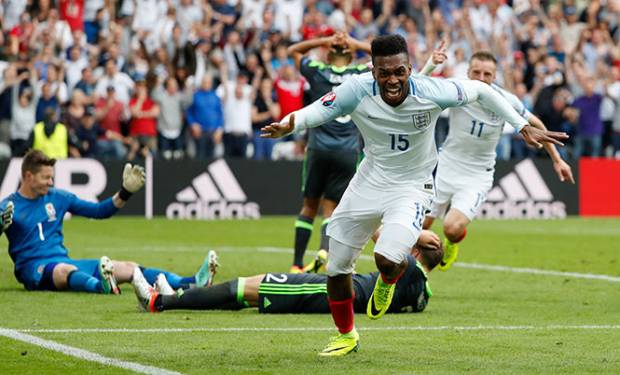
440, 84, 531, 172
294, 73, 527, 188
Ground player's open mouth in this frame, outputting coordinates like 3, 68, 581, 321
385, 87, 401, 100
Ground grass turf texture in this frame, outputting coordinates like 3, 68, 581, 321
0, 217, 619, 374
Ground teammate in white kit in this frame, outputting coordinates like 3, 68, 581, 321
261, 35, 567, 357
420, 51, 575, 270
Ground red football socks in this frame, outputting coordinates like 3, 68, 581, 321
380, 269, 405, 285
328, 295, 355, 334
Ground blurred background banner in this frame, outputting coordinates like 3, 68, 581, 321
480, 158, 579, 219
579, 158, 620, 216
5, 157, 618, 218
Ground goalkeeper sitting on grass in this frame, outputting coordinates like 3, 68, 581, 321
0, 150, 216, 294
132, 229, 442, 314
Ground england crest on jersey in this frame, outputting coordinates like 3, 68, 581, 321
412, 111, 431, 130
45, 203, 57, 222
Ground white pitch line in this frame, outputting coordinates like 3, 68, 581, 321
222, 247, 620, 283
17, 325, 620, 334
452, 262, 620, 282
81, 245, 620, 283
0, 327, 182, 375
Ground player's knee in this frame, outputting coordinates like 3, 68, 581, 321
374, 251, 404, 275
444, 221, 465, 242
326, 239, 358, 277
112, 261, 137, 282
53, 264, 77, 289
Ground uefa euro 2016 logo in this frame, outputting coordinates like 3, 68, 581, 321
321, 92, 336, 107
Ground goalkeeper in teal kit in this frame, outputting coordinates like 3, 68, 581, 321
0, 150, 217, 294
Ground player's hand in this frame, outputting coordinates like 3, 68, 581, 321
260, 113, 295, 138
122, 163, 146, 193
417, 230, 441, 250
553, 159, 575, 184
431, 39, 448, 65
1, 201, 14, 232
520, 125, 568, 149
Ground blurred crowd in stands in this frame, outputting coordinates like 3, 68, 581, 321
0, 0, 618, 161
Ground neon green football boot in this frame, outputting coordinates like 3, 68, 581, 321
438, 238, 459, 271
318, 329, 360, 357
366, 276, 396, 320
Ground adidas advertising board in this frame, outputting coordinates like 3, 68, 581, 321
479, 159, 578, 219
1, 157, 596, 218
152, 159, 303, 219
163, 159, 260, 219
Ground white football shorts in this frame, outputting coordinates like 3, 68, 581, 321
326, 173, 434, 266
429, 161, 493, 221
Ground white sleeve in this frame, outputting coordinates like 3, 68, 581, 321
457, 79, 528, 131
294, 76, 364, 132
495, 85, 532, 120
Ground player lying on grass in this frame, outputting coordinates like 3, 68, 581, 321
131, 229, 442, 314
0, 150, 217, 294
419, 48, 575, 271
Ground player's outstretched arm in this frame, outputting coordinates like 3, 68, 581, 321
527, 114, 575, 183
459, 80, 568, 148
66, 163, 146, 218
262, 77, 361, 138
0, 201, 14, 236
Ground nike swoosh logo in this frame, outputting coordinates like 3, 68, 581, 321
369, 294, 382, 316
367, 115, 379, 119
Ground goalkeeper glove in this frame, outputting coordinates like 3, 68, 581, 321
119, 164, 146, 201
0, 201, 14, 235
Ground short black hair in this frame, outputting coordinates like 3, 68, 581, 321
371, 35, 408, 63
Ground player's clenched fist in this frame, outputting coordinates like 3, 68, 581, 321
122, 163, 146, 193
1, 201, 14, 233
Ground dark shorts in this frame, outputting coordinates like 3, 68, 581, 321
302, 148, 358, 202
16, 257, 101, 291
258, 273, 330, 314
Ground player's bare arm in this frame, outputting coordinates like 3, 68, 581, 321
527, 114, 575, 184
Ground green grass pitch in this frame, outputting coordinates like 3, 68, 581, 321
1, 217, 619, 374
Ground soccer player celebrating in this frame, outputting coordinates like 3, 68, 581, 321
261, 34, 567, 356
0, 150, 216, 294
132, 230, 442, 316
420, 50, 575, 270
286, 32, 371, 273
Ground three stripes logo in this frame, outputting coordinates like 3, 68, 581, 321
165, 160, 260, 219
479, 159, 566, 219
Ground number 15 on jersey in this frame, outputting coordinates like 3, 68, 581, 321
389, 134, 410, 151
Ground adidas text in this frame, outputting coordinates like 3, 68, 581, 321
165, 160, 261, 220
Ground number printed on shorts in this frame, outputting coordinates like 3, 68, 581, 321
412, 203, 424, 230
389, 133, 410, 151
265, 273, 288, 283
